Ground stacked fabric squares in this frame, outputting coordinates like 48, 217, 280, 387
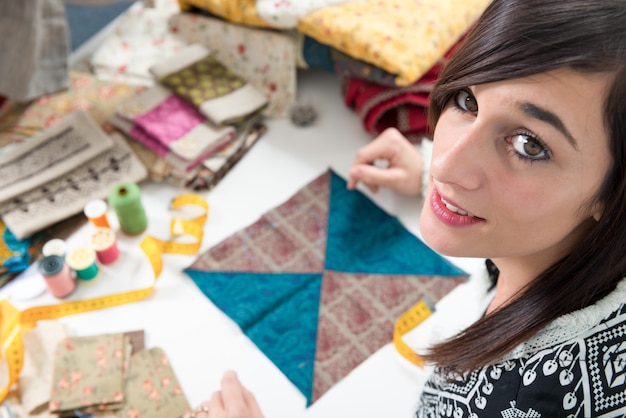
149, 44, 268, 126
111, 84, 235, 176
49, 333, 132, 416
110, 43, 268, 190
44, 330, 189, 418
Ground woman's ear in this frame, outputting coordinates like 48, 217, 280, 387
592, 202, 604, 222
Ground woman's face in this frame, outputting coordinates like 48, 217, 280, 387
420, 69, 613, 272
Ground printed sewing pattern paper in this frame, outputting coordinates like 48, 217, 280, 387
0, 133, 147, 239
185, 169, 467, 405
0, 110, 114, 203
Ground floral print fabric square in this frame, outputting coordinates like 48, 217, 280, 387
49, 333, 131, 414
120, 347, 190, 418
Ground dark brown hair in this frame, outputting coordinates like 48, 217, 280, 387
424, 0, 626, 372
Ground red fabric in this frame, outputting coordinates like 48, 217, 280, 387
344, 63, 440, 143
343, 37, 465, 142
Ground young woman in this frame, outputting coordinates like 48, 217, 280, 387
188, 0, 626, 416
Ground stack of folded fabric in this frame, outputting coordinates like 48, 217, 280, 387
2, 321, 189, 418
168, 12, 299, 118
49, 336, 188, 417
0, 72, 149, 285
175, 0, 491, 140
149, 44, 268, 126
89, 0, 297, 118
111, 84, 236, 176
111, 43, 269, 190
0, 110, 147, 240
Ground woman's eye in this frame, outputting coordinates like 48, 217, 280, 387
454, 89, 478, 112
510, 134, 551, 161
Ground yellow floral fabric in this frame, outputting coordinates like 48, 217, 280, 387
177, 0, 270, 28
297, 0, 492, 86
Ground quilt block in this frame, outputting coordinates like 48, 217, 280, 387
185, 169, 467, 405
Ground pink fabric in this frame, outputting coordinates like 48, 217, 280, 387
132, 95, 205, 146
128, 125, 170, 157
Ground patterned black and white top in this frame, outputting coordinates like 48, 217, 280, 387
415, 278, 626, 418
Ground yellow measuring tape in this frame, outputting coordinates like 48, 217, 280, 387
0, 194, 208, 402
393, 299, 433, 367
140, 194, 209, 277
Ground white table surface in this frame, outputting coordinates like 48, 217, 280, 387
1, 69, 486, 418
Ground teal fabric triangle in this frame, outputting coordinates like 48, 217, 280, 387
325, 170, 464, 276
184, 270, 322, 404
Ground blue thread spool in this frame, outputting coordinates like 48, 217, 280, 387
39, 255, 75, 298
108, 182, 148, 236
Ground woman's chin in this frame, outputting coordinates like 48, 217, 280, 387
420, 213, 469, 257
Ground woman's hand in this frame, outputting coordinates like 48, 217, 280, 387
347, 128, 425, 195
186, 371, 264, 418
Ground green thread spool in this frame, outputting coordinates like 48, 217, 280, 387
108, 182, 148, 236
66, 247, 99, 281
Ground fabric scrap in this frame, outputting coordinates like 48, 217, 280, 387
0, 0, 69, 101
332, 49, 397, 87
20, 320, 70, 415
90, 2, 186, 86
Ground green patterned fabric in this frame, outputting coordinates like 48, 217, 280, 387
160, 56, 244, 107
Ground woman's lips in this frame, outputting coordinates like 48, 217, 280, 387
429, 188, 485, 226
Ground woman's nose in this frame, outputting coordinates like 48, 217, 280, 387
430, 126, 487, 191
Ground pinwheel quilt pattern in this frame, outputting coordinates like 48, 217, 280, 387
185, 169, 467, 405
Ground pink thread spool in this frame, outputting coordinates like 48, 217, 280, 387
39, 255, 75, 298
90, 227, 119, 265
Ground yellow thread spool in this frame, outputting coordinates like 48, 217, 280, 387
66, 247, 99, 281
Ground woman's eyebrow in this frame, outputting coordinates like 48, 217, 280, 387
518, 102, 578, 149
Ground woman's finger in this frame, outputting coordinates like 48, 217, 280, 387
242, 386, 265, 418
